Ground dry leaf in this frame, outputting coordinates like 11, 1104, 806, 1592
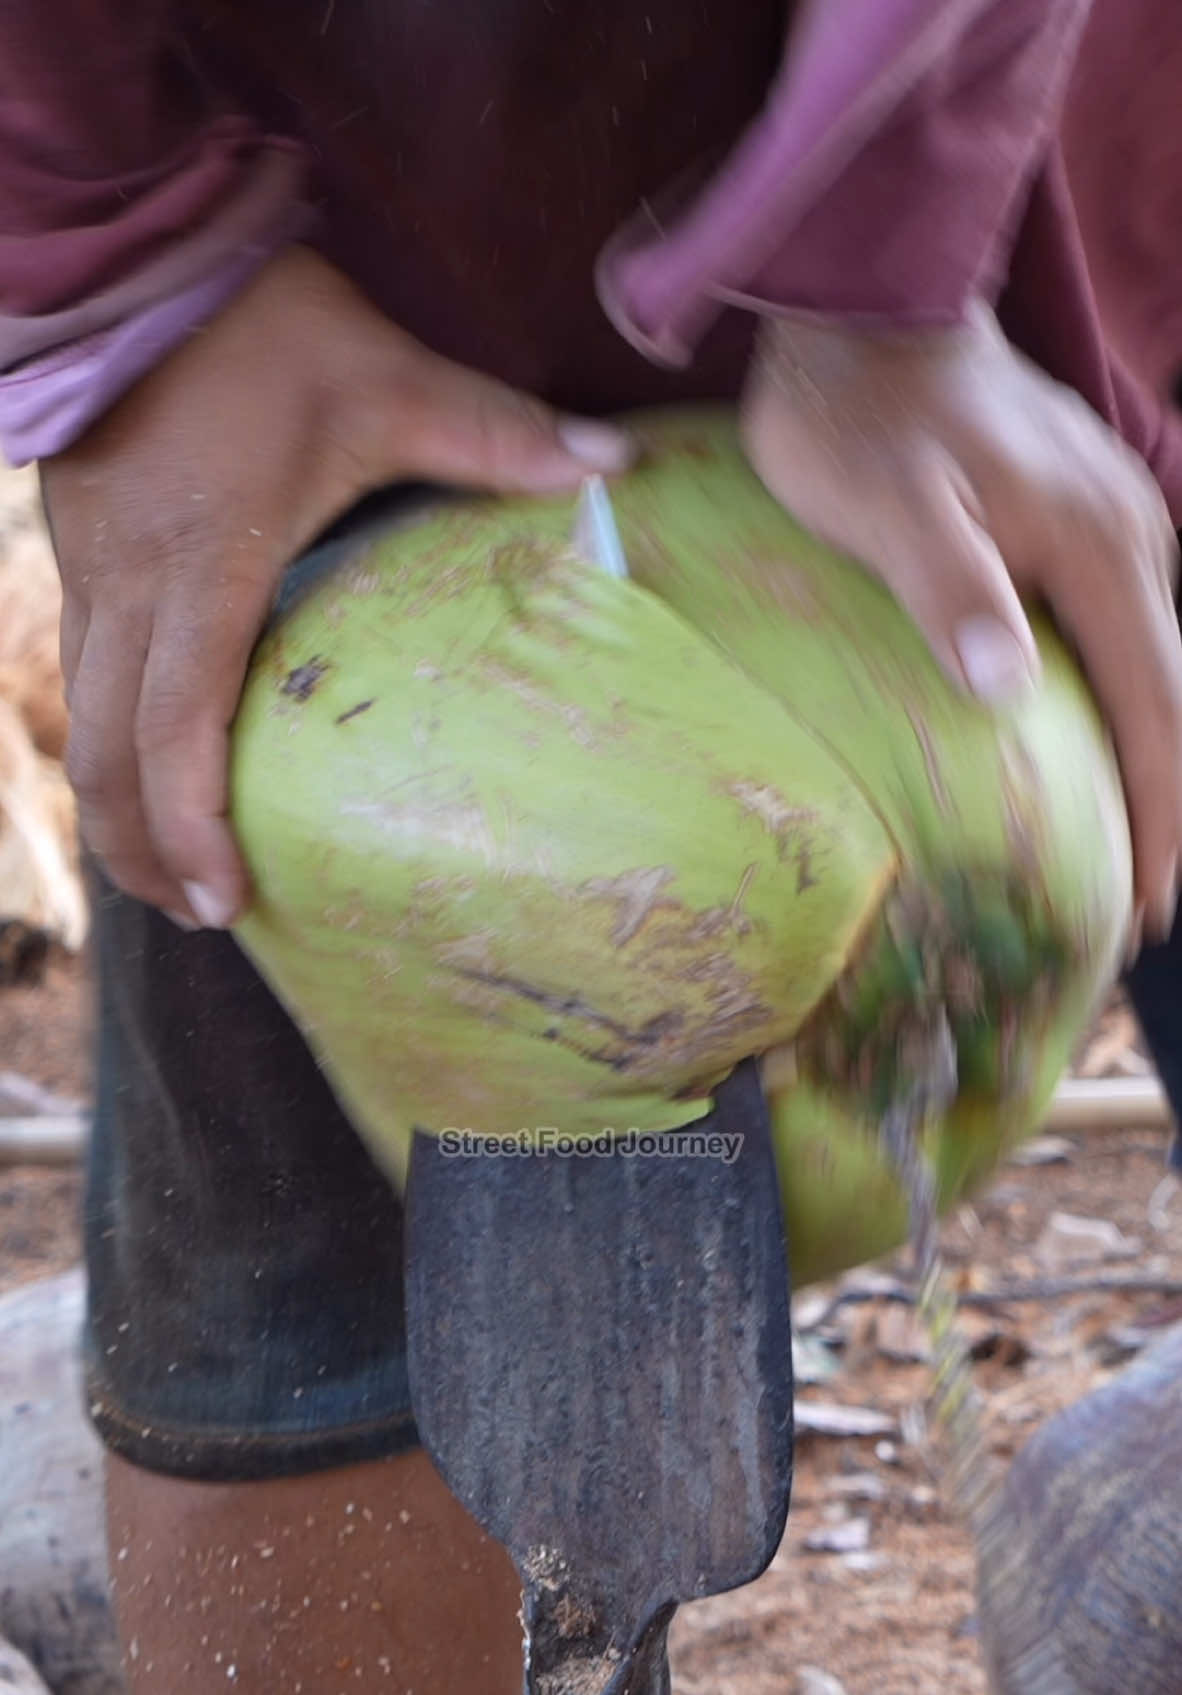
875, 1304, 931, 1364
792, 1289, 835, 1331
825, 1472, 888, 1502
794, 1402, 896, 1438
1008, 1134, 1075, 1167
793, 1334, 842, 1385
803, 1517, 871, 1554
0, 1071, 84, 1119
1035, 1211, 1142, 1272
795, 1669, 850, 1695
1078, 1008, 1147, 1077
839, 1551, 889, 1575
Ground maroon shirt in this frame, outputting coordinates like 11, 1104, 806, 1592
0, 1, 1180, 511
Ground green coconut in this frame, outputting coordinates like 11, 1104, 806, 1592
228, 408, 1131, 1287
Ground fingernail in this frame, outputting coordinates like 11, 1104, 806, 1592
557, 418, 634, 474
164, 909, 200, 934
182, 880, 237, 930
954, 617, 1037, 703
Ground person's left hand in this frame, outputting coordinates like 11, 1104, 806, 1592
740, 305, 1182, 942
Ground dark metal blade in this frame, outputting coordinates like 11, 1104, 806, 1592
404, 1059, 794, 1695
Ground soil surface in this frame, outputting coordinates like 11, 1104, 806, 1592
0, 953, 92, 1295
2, 964, 1179, 1695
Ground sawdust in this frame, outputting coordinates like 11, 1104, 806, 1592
522, 1546, 624, 1695
536, 1648, 622, 1695
521, 1545, 570, 1591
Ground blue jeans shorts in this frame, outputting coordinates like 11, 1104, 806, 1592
83, 506, 433, 1482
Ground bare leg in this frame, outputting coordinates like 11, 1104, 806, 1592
106, 1448, 523, 1694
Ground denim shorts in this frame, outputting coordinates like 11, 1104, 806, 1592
83, 868, 421, 1481
82, 501, 437, 1482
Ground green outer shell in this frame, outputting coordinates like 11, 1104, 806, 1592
230, 408, 1131, 1284
607, 413, 1130, 1282
232, 506, 894, 1183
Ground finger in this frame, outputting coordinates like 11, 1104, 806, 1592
1043, 535, 1182, 938
1082, 463, 1177, 622
862, 464, 1042, 702
741, 389, 1040, 702
1119, 444, 1177, 604
375, 345, 634, 494
65, 609, 185, 913
135, 566, 277, 929
58, 595, 87, 705
1146, 508, 1180, 620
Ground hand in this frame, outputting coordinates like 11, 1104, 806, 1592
41, 247, 632, 929
740, 303, 1182, 940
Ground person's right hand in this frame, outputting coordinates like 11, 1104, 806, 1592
741, 303, 1182, 944
40, 246, 632, 931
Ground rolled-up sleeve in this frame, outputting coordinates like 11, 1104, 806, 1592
0, 2, 308, 462
598, 0, 1093, 366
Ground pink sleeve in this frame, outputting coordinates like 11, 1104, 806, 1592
0, 2, 308, 462
597, 0, 1092, 366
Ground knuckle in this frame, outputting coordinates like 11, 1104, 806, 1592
1044, 446, 1165, 561
64, 733, 114, 806
1045, 489, 1139, 580
1048, 479, 1115, 535
134, 689, 189, 757
106, 865, 164, 909
149, 512, 226, 584
892, 511, 982, 596
471, 382, 554, 476
321, 344, 445, 485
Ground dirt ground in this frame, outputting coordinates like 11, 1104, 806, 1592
2, 960, 1179, 1695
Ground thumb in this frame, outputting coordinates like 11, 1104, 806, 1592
879, 473, 1041, 704
381, 342, 635, 495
